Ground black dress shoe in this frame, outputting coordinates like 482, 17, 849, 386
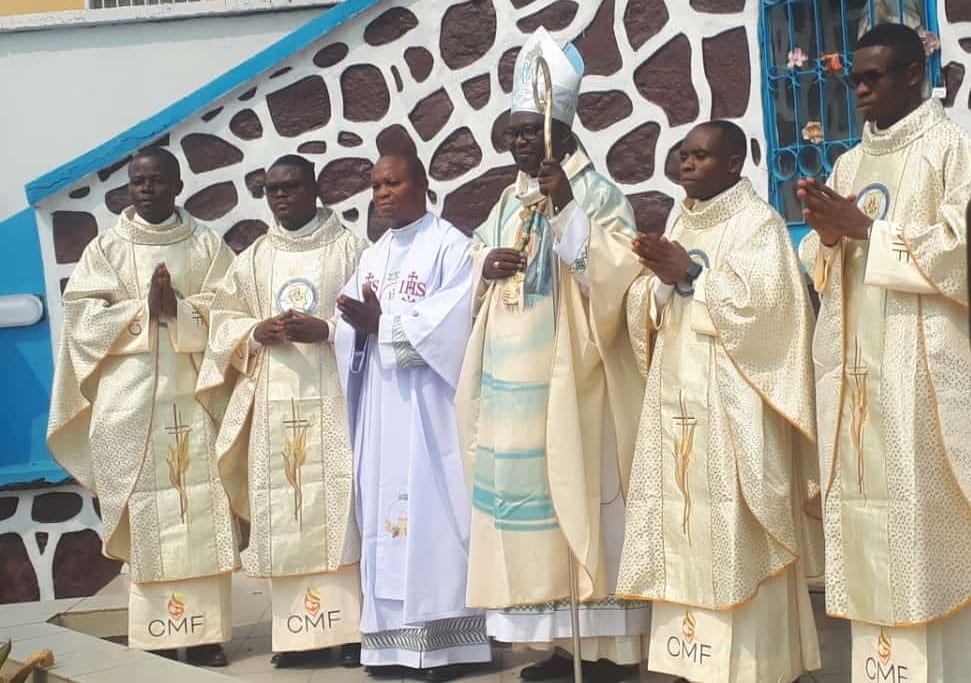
272, 649, 331, 668
423, 663, 478, 681
581, 659, 640, 683
520, 654, 573, 681
366, 664, 415, 678
339, 643, 362, 668
186, 644, 228, 667
148, 648, 178, 661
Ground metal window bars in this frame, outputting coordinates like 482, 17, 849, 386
757, 0, 942, 240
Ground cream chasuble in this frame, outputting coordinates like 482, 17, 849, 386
197, 210, 367, 650
799, 99, 971, 680
456, 150, 648, 661
616, 179, 823, 682
48, 207, 238, 649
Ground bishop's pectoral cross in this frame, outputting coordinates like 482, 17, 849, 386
165, 405, 192, 523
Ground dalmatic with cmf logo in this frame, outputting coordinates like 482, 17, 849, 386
852, 622, 928, 683
286, 586, 344, 634
649, 602, 731, 683
145, 593, 207, 639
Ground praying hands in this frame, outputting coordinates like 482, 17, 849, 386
631, 233, 694, 286
337, 282, 382, 337
797, 177, 872, 246
148, 263, 178, 320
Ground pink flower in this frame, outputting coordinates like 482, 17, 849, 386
802, 121, 824, 145
787, 47, 808, 70
919, 31, 940, 56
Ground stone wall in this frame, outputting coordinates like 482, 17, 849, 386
941, 0, 971, 132
0, 485, 120, 604
35, 0, 764, 342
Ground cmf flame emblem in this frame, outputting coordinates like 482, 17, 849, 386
304, 587, 321, 617
877, 628, 893, 664
167, 593, 186, 621
682, 610, 697, 644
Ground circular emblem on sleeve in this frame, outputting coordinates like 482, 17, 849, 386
855, 183, 891, 221
276, 278, 317, 314
675, 249, 710, 298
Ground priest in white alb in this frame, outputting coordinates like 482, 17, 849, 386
48, 147, 238, 666
335, 153, 489, 681
798, 24, 971, 681
616, 121, 823, 683
197, 155, 368, 669
455, 28, 649, 681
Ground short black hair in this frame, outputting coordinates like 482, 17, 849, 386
695, 120, 748, 161
379, 152, 428, 188
130, 146, 181, 179
268, 154, 317, 188
857, 23, 926, 71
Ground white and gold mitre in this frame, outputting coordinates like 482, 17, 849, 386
511, 27, 585, 125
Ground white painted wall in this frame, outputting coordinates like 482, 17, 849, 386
939, 10, 971, 133
0, 6, 329, 222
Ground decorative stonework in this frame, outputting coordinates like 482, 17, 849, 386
945, 0, 970, 23
37, 0, 765, 347
940, 3, 971, 131
0, 485, 120, 604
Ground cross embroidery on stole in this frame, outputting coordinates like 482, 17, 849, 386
165, 404, 192, 524
282, 398, 311, 530
672, 390, 697, 545
847, 338, 870, 497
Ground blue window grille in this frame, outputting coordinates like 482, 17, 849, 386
758, 0, 942, 243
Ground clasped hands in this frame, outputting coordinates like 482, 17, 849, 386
336, 283, 382, 337
253, 309, 330, 345
796, 178, 872, 246
630, 233, 694, 286
148, 263, 178, 320
482, 159, 572, 281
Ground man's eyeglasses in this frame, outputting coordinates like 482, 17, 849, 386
503, 124, 545, 145
847, 62, 915, 89
265, 180, 307, 196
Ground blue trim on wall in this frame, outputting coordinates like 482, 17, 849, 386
0, 209, 64, 488
25, 0, 385, 207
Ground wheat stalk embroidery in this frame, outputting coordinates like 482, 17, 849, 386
165, 404, 191, 524
282, 398, 311, 530
848, 338, 869, 496
672, 390, 696, 545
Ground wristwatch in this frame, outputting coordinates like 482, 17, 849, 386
685, 262, 704, 284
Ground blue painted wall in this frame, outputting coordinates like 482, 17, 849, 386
0, 209, 64, 487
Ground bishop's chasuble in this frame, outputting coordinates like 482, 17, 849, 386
800, 98, 971, 680
336, 212, 490, 668
197, 209, 367, 652
48, 207, 238, 650
456, 150, 649, 664
616, 179, 823, 682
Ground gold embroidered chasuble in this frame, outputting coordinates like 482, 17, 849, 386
617, 179, 823, 609
198, 210, 368, 578
457, 150, 645, 606
799, 99, 971, 627
48, 207, 238, 583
